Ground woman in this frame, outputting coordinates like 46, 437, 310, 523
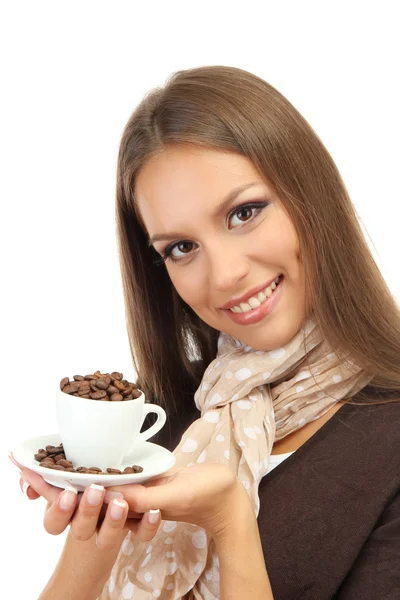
11, 65, 400, 600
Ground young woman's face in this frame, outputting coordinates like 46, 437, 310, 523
135, 145, 306, 351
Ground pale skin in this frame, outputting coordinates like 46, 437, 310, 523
11, 145, 347, 599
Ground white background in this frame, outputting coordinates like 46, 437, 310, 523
1, 1, 399, 598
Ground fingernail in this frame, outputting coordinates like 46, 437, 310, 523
22, 481, 30, 498
87, 483, 104, 506
59, 489, 78, 511
9, 453, 21, 468
110, 499, 126, 520
18, 469, 35, 486
104, 490, 124, 504
19, 470, 30, 485
148, 509, 160, 524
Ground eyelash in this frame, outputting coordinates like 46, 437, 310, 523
152, 200, 270, 266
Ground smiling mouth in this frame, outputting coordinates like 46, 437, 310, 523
226, 275, 283, 313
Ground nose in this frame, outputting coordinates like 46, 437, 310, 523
206, 241, 249, 294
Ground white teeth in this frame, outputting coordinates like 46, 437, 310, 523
239, 302, 252, 313
248, 297, 261, 309
229, 276, 281, 313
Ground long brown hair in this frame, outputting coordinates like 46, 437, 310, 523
115, 65, 400, 413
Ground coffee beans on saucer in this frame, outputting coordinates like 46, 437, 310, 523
60, 370, 142, 401
33, 443, 143, 474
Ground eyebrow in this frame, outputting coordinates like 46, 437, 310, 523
147, 181, 260, 246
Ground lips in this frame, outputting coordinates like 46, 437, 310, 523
221, 274, 284, 325
220, 274, 282, 310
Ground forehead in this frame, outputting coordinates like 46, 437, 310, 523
135, 146, 266, 231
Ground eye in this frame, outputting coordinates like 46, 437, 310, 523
152, 200, 270, 266
228, 203, 264, 228
153, 240, 195, 265
168, 241, 194, 261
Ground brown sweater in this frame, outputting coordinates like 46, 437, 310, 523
145, 382, 400, 599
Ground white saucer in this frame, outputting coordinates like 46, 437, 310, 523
11, 433, 176, 492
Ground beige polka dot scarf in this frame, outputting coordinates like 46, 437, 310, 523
99, 317, 373, 599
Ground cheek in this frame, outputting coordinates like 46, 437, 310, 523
169, 271, 204, 309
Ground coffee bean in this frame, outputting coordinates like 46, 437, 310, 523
90, 390, 107, 400
35, 452, 48, 461
122, 386, 133, 397
95, 379, 108, 390
34, 445, 144, 475
47, 446, 63, 455
122, 467, 134, 473
63, 382, 80, 394
78, 388, 91, 396
113, 380, 126, 391
58, 459, 73, 468
60, 377, 69, 389
132, 465, 144, 473
107, 385, 119, 395
111, 372, 123, 381
60, 370, 141, 402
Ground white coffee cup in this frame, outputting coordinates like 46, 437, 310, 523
55, 387, 166, 471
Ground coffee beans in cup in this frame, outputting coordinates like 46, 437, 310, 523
60, 370, 142, 401
33, 443, 143, 474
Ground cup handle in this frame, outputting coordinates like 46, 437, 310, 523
137, 403, 167, 444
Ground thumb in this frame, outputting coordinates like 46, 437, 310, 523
107, 479, 179, 514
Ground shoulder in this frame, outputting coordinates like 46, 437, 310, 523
341, 396, 400, 439
335, 398, 400, 474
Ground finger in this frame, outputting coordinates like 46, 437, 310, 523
43, 485, 79, 535
9, 455, 41, 500
69, 484, 106, 542
102, 489, 144, 519
19, 476, 40, 500
106, 480, 181, 516
134, 509, 161, 542
9, 454, 57, 502
95, 498, 129, 550
16, 467, 62, 504
8, 452, 23, 469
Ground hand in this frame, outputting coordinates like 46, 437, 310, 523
105, 462, 247, 539
8, 453, 162, 550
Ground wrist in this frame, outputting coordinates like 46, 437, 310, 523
212, 478, 255, 545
